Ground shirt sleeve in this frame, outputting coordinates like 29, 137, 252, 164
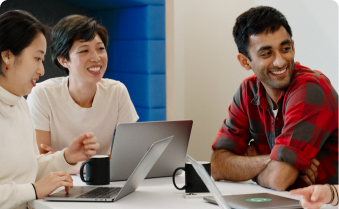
270, 81, 335, 174
32, 129, 73, 181
212, 84, 251, 155
27, 86, 51, 131
0, 182, 36, 209
116, 83, 139, 125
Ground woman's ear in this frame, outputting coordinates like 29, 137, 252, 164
1, 50, 11, 66
57, 57, 70, 69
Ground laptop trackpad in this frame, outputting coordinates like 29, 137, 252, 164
48, 186, 97, 198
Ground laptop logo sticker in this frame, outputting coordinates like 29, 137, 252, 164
246, 198, 272, 202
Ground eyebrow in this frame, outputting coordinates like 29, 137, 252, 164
78, 45, 88, 49
280, 39, 292, 46
78, 42, 104, 49
256, 39, 292, 54
37, 50, 45, 54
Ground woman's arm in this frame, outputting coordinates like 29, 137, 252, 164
35, 132, 99, 180
0, 182, 36, 209
36, 130, 86, 174
36, 130, 51, 154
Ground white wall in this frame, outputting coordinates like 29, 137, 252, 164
166, 0, 338, 161
166, 0, 254, 161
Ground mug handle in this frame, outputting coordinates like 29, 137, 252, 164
172, 167, 186, 190
80, 160, 91, 182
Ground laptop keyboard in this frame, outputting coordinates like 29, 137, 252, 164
77, 187, 122, 199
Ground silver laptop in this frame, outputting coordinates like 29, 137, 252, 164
110, 120, 193, 181
44, 136, 173, 202
187, 155, 302, 209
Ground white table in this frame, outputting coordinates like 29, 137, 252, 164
29, 174, 337, 209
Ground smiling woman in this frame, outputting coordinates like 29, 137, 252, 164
0, 10, 100, 209
26, 15, 139, 174
0, 12, 47, 97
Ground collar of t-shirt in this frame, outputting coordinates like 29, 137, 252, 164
266, 91, 278, 118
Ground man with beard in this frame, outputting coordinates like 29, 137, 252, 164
211, 6, 338, 191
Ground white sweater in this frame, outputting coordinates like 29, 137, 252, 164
0, 86, 73, 209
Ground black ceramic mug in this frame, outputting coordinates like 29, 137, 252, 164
80, 155, 110, 185
172, 161, 211, 193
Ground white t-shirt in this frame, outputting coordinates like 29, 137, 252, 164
0, 86, 73, 209
27, 77, 139, 155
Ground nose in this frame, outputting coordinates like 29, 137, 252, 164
37, 62, 45, 76
90, 51, 101, 62
273, 52, 285, 68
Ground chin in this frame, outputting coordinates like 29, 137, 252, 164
274, 81, 291, 89
25, 89, 33, 96
90, 77, 102, 83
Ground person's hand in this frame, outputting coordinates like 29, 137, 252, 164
299, 158, 320, 186
64, 132, 100, 165
40, 144, 57, 156
69, 162, 85, 175
245, 141, 260, 156
34, 171, 73, 199
290, 185, 331, 209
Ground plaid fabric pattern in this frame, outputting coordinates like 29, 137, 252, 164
212, 62, 338, 185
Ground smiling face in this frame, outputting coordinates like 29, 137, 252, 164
64, 34, 108, 85
242, 26, 295, 92
0, 32, 46, 96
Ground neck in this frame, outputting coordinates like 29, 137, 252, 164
68, 76, 97, 108
262, 82, 281, 109
0, 76, 20, 96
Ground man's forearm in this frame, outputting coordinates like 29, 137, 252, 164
211, 149, 271, 181
256, 159, 299, 191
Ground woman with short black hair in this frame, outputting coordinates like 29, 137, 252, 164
50, 15, 108, 75
0, 10, 100, 209
27, 15, 138, 174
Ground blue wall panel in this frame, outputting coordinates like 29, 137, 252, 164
89, 6, 165, 40
104, 72, 165, 109
107, 40, 165, 74
135, 107, 166, 122
88, 4, 166, 122
62, 0, 164, 10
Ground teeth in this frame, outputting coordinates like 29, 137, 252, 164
88, 67, 100, 72
271, 68, 286, 75
31, 79, 36, 84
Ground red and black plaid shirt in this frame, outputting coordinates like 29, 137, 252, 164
212, 62, 338, 185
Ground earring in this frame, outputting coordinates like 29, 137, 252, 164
4, 59, 8, 70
